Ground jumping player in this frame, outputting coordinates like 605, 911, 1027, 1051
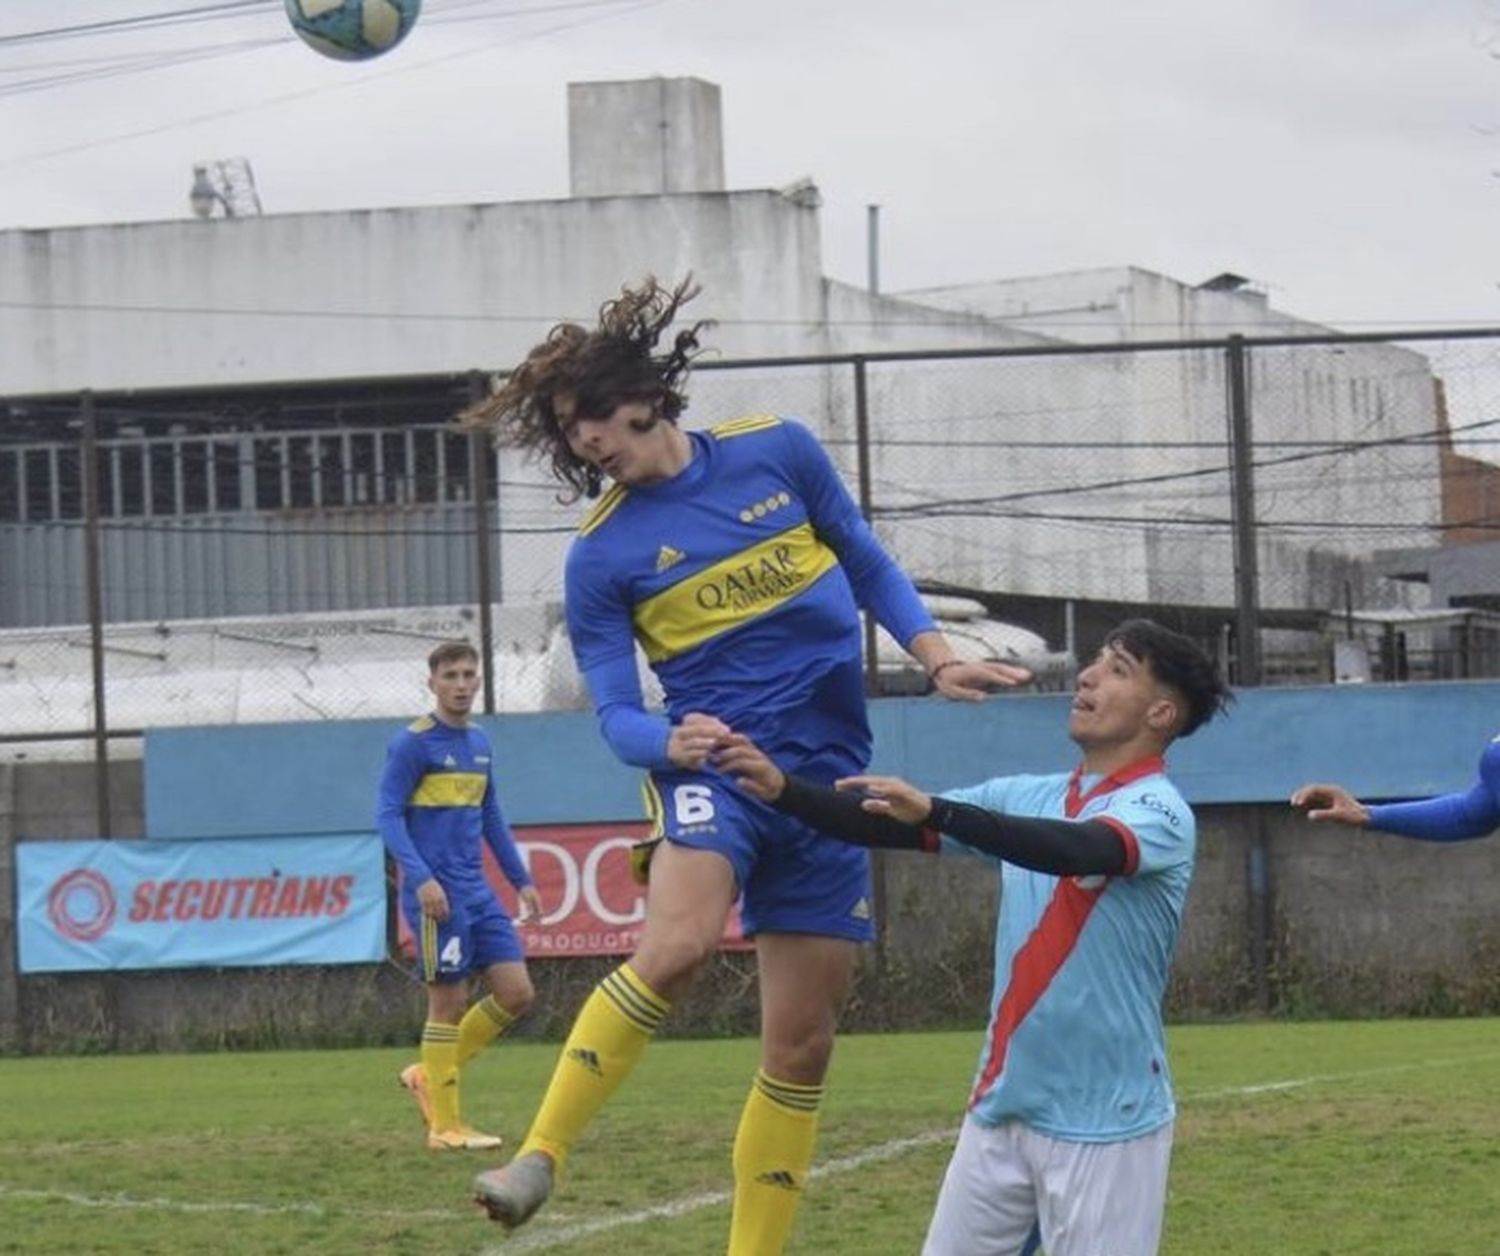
376, 641, 543, 1151
461, 276, 1030, 1252
717, 619, 1231, 1256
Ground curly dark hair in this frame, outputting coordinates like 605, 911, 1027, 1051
460, 275, 710, 500
1103, 618, 1233, 739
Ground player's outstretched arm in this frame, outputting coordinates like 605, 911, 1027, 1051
715, 735, 927, 850
832, 774, 934, 823
841, 777, 1126, 875
717, 736, 1125, 874
1292, 779, 1499, 841
778, 420, 1031, 701
909, 632, 1032, 701
1290, 783, 1370, 827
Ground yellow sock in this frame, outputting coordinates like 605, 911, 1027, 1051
727, 1070, 823, 1256
421, 1020, 461, 1132
518, 963, 670, 1174
457, 994, 516, 1069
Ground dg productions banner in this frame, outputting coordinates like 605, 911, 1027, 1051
395, 821, 751, 960
17, 833, 386, 974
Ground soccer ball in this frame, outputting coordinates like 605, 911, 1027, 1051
284, 0, 421, 62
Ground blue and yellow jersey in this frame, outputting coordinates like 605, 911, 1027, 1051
375, 716, 531, 898
564, 416, 936, 774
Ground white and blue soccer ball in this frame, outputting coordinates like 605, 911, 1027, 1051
284, 0, 421, 62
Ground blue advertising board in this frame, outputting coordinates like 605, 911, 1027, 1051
17, 833, 386, 974
143, 683, 1500, 840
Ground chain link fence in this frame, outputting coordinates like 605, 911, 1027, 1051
3, 330, 1499, 760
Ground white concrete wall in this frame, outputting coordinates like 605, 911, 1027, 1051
898, 265, 1320, 342
0, 190, 832, 396
1, 199, 1440, 622
886, 266, 1442, 601
569, 78, 725, 197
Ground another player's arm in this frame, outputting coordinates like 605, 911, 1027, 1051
716, 735, 1125, 876
480, 770, 542, 922
565, 554, 728, 770
1294, 741, 1500, 842
780, 420, 1029, 698
375, 736, 448, 920
1293, 780, 1499, 842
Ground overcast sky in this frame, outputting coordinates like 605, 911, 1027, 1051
3, 0, 1499, 331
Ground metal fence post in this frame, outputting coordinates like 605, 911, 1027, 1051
1225, 336, 1273, 1009
0, 764, 18, 1050
852, 357, 879, 694
851, 355, 889, 981
467, 372, 498, 715
81, 391, 112, 837
1225, 334, 1262, 686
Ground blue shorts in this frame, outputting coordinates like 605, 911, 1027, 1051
400, 885, 524, 984
645, 768, 875, 942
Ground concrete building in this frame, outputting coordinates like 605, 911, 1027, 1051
0, 75, 1448, 714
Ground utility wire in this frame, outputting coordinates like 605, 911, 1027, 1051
0, 1, 271, 48
0, 0, 670, 168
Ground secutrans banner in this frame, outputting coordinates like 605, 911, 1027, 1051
394, 821, 751, 959
17, 834, 386, 973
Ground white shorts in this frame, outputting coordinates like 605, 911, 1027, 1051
921, 1115, 1173, 1256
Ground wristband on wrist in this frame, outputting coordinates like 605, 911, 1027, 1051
929, 659, 964, 682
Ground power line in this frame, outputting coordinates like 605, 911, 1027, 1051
6, 298, 1500, 359
0, 1, 270, 49
0, 0, 661, 99
0, 0, 671, 168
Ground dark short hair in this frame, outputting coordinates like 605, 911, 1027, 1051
1103, 618, 1232, 738
428, 640, 478, 673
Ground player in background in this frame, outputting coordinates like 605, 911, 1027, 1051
376, 640, 543, 1151
1292, 734, 1500, 840
717, 619, 1231, 1256
461, 276, 1031, 1252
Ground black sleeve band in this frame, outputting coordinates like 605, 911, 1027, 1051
773, 775, 938, 852
771, 777, 1128, 876
926, 796, 1128, 876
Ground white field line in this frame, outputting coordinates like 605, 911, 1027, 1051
1180, 1047, 1500, 1102
478, 1047, 1500, 1255
0, 1181, 461, 1221
486, 1130, 956, 1255
10, 1050, 1500, 1242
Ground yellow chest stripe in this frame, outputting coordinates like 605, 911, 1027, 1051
632, 522, 838, 663
409, 772, 486, 807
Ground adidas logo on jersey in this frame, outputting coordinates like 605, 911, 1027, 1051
567, 1047, 603, 1077
850, 897, 872, 920
442, 754, 457, 768
656, 544, 686, 572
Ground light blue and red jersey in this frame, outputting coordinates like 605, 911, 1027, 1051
940, 757, 1193, 1142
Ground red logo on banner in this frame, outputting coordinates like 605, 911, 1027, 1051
395, 822, 749, 960
47, 869, 117, 942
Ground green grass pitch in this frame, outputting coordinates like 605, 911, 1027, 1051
2, 1018, 1499, 1254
